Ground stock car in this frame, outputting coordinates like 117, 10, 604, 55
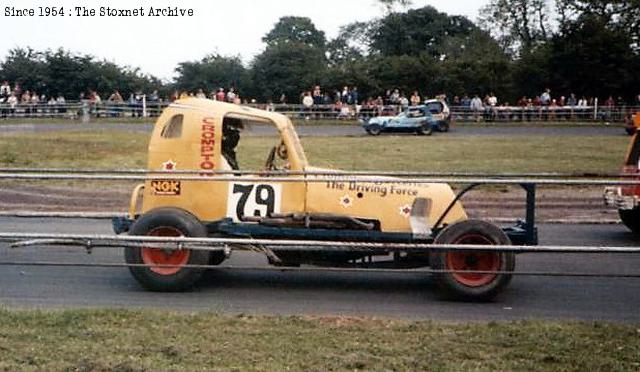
362, 100, 451, 136
605, 113, 640, 232
112, 98, 535, 301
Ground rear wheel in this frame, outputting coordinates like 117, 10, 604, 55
417, 123, 433, 136
125, 208, 211, 292
430, 219, 515, 301
619, 208, 640, 234
366, 124, 382, 136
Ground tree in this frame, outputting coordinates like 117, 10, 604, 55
174, 54, 250, 95
479, 0, 551, 54
377, 0, 413, 13
263, 16, 326, 49
251, 43, 327, 102
548, 15, 639, 99
0, 48, 160, 99
370, 6, 479, 58
556, 0, 640, 50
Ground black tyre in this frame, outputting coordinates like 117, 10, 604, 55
417, 123, 433, 136
125, 208, 211, 292
430, 219, 515, 302
625, 126, 636, 136
437, 122, 450, 132
366, 124, 382, 136
619, 208, 640, 234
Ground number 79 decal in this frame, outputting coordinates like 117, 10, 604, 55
227, 183, 282, 222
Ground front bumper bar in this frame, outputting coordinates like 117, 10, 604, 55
604, 187, 638, 210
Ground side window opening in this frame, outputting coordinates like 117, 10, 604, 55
222, 117, 244, 170
161, 114, 183, 138
222, 113, 290, 172
426, 102, 443, 115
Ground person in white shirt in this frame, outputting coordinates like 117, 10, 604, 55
7, 93, 18, 116
470, 95, 483, 122
0, 81, 10, 97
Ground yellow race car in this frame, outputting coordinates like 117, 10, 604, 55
114, 98, 534, 301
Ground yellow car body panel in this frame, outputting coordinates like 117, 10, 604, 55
138, 98, 466, 231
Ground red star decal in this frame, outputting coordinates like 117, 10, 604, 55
402, 206, 412, 215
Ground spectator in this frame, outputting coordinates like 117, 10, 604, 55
196, 88, 206, 99
390, 89, 400, 105
567, 93, 577, 106
540, 88, 551, 106
226, 88, 236, 103
108, 90, 123, 102
313, 85, 323, 105
350, 87, 359, 105
302, 91, 313, 119
215, 88, 226, 101
410, 91, 421, 107
487, 92, 498, 121
47, 96, 57, 117
399, 94, 409, 109
13, 83, 21, 98
636, 93, 640, 107
30, 91, 39, 117
470, 94, 483, 122
333, 90, 341, 103
279, 93, 287, 104
578, 96, 588, 107
0, 81, 10, 98
341, 86, 350, 104
7, 92, 18, 115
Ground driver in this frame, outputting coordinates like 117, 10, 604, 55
222, 117, 243, 170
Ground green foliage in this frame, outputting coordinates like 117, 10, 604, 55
262, 16, 327, 49
174, 54, 250, 95
549, 15, 639, 98
251, 43, 327, 102
479, 0, 551, 54
0, 48, 161, 99
370, 6, 478, 57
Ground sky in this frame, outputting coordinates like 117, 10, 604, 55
0, 0, 490, 81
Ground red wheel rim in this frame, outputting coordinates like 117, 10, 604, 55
445, 234, 501, 287
141, 226, 190, 276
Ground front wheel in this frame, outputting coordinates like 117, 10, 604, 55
430, 219, 515, 302
125, 208, 212, 292
619, 208, 640, 234
437, 122, 450, 132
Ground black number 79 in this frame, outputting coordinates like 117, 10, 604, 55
233, 184, 276, 220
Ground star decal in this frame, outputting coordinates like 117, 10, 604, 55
399, 204, 412, 217
162, 160, 177, 172
340, 194, 353, 208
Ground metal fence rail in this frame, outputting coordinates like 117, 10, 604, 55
2, 233, 640, 278
0, 100, 637, 122
0, 172, 639, 186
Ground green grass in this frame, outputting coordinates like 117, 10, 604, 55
0, 309, 638, 371
0, 130, 628, 173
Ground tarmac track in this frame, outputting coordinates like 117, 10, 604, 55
0, 218, 639, 322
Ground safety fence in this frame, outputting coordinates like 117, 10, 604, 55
0, 168, 639, 279
0, 100, 637, 123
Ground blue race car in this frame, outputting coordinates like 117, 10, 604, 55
362, 103, 449, 136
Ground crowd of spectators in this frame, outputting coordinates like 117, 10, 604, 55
449, 89, 640, 122
1, 78, 639, 122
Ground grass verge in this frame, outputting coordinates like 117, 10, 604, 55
0, 130, 628, 173
0, 309, 638, 371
